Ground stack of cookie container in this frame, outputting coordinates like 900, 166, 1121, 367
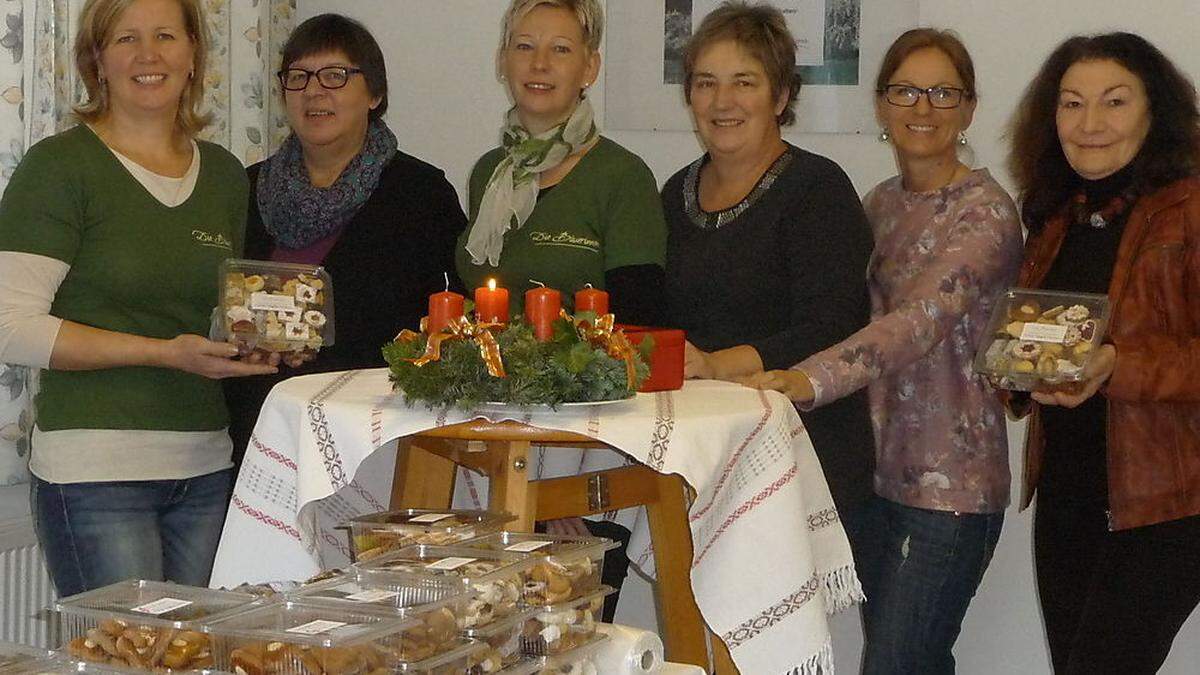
344, 510, 515, 562
53, 580, 259, 672
202, 599, 483, 675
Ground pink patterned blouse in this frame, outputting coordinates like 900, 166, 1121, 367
795, 169, 1023, 513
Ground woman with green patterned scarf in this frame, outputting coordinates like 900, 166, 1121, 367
455, 0, 667, 325
453, 0, 668, 621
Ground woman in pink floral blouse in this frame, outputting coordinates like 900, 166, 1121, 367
746, 29, 1023, 674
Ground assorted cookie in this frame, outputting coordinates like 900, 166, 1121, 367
976, 291, 1109, 391
220, 261, 333, 368
66, 622, 213, 671
520, 590, 609, 657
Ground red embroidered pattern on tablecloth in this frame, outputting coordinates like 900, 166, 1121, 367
690, 391, 772, 522
693, 464, 798, 567
233, 495, 301, 541
252, 434, 297, 472
722, 573, 820, 649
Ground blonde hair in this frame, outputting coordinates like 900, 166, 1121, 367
499, 0, 604, 59
73, 0, 211, 135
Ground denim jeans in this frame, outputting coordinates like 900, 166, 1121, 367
30, 468, 232, 597
860, 495, 1004, 675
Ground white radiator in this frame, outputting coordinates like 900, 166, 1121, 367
0, 520, 57, 649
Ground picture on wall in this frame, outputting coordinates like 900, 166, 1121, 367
664, 0, 860, 86
608, 0, 915, 133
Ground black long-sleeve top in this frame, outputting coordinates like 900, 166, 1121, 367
663, 143, 877, 512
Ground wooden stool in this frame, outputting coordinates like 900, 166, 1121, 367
389, 420, 739, 672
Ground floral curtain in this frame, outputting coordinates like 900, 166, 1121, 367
0, 0, 296, 485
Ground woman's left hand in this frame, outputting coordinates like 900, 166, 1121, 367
1031, 344, 1117, 408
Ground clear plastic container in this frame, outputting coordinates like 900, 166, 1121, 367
531, 634, 608, 674
974, 288, 1110, 392
217, 259, 335, 368
203, 600, 420, 675
489, 660, 540, 675
345, 510, 513, 562
355, 546, 539, 628
0, 642, 43, 670
391, 639, 483, 674
54, 581, 258, 672
0, 657, 223, 675
287, 574, 474, 662
519, 588, 613, 657
457, 533, 616, 605
460, 608, 536, 673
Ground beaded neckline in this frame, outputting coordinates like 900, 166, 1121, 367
683, 146, 796, 230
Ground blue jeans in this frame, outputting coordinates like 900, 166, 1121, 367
860, 496, 1004, 675
30, 469, 232, 597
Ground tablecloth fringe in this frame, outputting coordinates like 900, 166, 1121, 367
783, 636, 833, 675
821, 563, 865, 614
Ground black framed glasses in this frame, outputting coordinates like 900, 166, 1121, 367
880, 84, 966, 109
278, 66, 364, 91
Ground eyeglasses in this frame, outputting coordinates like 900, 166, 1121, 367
879, 84, 966, 109
278, 66, 364, 91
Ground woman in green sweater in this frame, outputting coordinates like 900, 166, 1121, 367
0, 0, 273, 596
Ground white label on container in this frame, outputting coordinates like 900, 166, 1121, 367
344, 589, 399, 603
505, 540, 554, 553
408, 513, 454, 524
1020, 323, 1069, 343
131, 598, 193, 615
287, 620, 347, 635
425, 557, 477, 571
250, 292, 296, 312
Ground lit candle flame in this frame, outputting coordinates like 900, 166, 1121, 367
487, 278, 497, 291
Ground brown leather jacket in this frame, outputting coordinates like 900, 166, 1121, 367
1018, 176, 1200, 530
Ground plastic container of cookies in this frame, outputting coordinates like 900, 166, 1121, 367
457, 533, 616, 605
217, 259, 335, 368
459, 607, 537, 673
345, 509, 514, 563
389, 638, 484, 674
2, 657, 218, 675
355, 546, 539, 628
202, 600, 425, 675
974, 288, 1110, 392
519, 587, 613, 657
54, 580, 260, 672
286, 573, 475, 662
530, 633, 609, 673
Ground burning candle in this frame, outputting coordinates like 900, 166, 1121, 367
426, 273, 464, 334
474, 278, 510, 324
525, 282, 562, 342
574, 284, 609, 316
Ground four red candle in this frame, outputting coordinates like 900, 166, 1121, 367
426, 289, 464, 334
474, 278, 510, 324
525, 285, 562, 342
574, 284, 609, 316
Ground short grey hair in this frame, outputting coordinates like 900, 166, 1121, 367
499, 0, 604, 54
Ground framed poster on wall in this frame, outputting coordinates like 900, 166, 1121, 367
606, 0, 917, 133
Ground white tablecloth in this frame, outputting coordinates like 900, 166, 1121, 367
210, 368, 861, 674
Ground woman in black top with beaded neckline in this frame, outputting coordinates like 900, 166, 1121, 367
662, 3, 875, 539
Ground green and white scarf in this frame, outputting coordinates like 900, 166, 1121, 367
466, 100, 598, 266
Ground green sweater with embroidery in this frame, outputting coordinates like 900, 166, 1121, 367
0, 125, 248, 432
456, 136, 667, 314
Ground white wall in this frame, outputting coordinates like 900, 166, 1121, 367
299, 1, 1200, 672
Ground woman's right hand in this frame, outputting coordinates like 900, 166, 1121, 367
159, 334, 277, 379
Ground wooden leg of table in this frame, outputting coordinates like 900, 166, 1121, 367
646, 473, 710, 670
710, 630, 740, 674
389, 439, 457, 510
486, 440, 536, 531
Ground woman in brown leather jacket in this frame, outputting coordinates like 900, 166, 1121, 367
1009, 32, 1200, 674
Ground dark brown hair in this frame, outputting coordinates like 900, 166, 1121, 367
281, 14, 389, 120
1009, 32, 1200, 228
875, 28, 977, 99
683, 1, 800, 126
